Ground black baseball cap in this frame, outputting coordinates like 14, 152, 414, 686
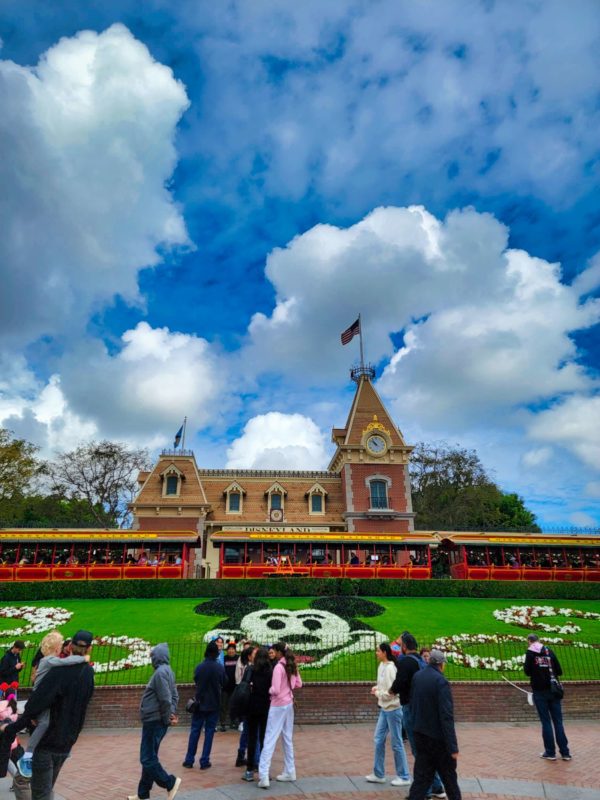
72, 630, 93, 647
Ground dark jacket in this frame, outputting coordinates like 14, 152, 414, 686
524, 645, 563, 692
223, 655, 238, 693
0, 650, 22, 685
410, 664, 458, 754
391, 653, 422, 705
140, 643, 178, 725
6, 661, 94, 754
194, 657, 226, 713
248, 665, 272, 716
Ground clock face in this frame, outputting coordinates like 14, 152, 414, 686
270, 508, 283, 522
367, 434, 387, 455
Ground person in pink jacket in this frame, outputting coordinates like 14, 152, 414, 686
257, 642, 302, 789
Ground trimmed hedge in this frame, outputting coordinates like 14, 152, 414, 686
1, 577, 599, 601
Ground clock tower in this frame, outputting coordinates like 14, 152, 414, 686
329, 366, 415, 532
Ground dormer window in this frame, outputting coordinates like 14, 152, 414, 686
270, 492, 282, 510
307, 483, 327, 515
266, 482, 287, 516
160, 464, 184, 498
224, 482, 245, 514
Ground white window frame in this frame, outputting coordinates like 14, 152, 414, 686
266, 482, 287, 514
224, 482, 245, 514
307, 483, 327, 516
366, 474, 392, 510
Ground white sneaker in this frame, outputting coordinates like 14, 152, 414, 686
276, 772, 296, 781
126, 796, 141, 800
365, 774, 387, 783
391, 777, 412, 786
258, 776, 270, 789
167, 777, 182, 800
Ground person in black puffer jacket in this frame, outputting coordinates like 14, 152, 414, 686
242, 647, 272, 782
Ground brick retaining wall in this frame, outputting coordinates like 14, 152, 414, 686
18, 682, 600, 728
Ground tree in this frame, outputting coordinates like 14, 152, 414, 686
411, 441, 539, 531
49, 440, 151, 528
0, 428, 45, 501
0, 493, 106, 528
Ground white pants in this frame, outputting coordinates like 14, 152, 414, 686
258, 703, 295, 779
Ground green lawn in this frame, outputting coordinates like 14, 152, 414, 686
2, 596, 598, 685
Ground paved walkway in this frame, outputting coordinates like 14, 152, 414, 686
1, 722, 598, 800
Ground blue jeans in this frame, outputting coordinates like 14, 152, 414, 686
374, 706, 410, 780
138, 721, 176, 800
403, 703, 444, 794
184, 709, 219, 767
533, 690, 570, 757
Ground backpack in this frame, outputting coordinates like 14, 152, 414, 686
229, 665, 253, 721
407, 654, 426, 670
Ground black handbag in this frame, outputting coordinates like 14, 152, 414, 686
545, 647, 564, 700
185, 697, 199, 714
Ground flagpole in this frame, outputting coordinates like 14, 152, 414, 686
358, 313, 365, 369
182, 416, 187, 450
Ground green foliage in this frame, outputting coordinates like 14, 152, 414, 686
1, 577, 599, 601
0, 493, 105, 528
411, 441, 540, 531
0, 428, 44, 502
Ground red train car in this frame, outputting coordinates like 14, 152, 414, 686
0, 529, 198, 581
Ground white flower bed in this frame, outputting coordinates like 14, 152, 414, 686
435, 604, 599, 672
92, 635, 153, 673
0, 606, 73, 640
0, 606, 153, 674
493, 605, 600, 634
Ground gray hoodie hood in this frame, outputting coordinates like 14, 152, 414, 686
151, 643, 170, 669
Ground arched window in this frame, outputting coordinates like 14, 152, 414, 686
370, 479, 388, 509
270, 492, 282, 510
165, 475, 179, 496
228, 491, 241, 512
224, 482, 245, 514
306, 483, 327, 515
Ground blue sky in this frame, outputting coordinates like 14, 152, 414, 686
0, 0, 599, 528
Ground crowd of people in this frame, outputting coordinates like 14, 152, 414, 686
0, 626, 572, 800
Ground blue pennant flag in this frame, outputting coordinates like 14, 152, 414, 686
173, 425, 184, 449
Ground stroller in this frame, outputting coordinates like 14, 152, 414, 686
0, 688, 31, 800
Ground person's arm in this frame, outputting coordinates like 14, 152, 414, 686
44, 655, 87, 668
523, 650, 534, 676
154, 668, 176, 725
374, 662, 396, 701
269, 663, 283, 697
438, 681, 459, 755
391, 658, 412, 696
6, 669, 63, 732
292, 670, 302, 690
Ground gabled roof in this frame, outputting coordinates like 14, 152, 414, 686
133, 453, 208, 506
339, 376, 406, 447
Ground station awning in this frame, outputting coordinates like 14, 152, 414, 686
211, 530, 435, 545
0, 529, 199, 543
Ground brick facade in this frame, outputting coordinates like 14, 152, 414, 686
18, 682, 599, 728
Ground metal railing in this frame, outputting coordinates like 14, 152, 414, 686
12, 634, 599, 688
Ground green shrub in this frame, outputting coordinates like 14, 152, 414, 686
1, 577, 599, 601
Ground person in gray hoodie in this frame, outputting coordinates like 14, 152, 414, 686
128, 643, 181, 800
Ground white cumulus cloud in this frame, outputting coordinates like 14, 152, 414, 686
0, 23, 190, 347
226, 412, 329, 470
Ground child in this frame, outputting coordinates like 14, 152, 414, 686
16, 630, 88, 778
0, 692, 19, 778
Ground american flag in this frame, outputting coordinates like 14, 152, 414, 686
341, 318, 360, 345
